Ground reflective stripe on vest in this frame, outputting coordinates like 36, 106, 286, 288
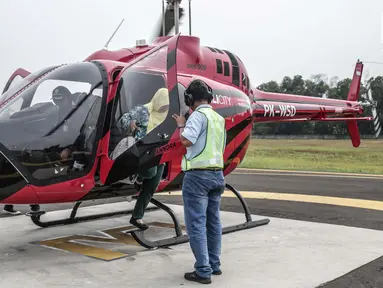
182, 107, 226, 171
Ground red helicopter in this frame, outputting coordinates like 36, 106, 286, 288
0, 0, 371, 248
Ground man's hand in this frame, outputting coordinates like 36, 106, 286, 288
130, 120, 137, 131
172, 114, 192, 147
172, 114, 186, 127
60, 148, 70, 160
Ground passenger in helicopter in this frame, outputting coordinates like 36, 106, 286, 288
117, 87, 170, 230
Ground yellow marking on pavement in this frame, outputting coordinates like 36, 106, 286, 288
231, 171, 383, 180
38, 222, 181, 261
38, 225, 139, 261
234, 168, 383, 177
158, 191, 383, 212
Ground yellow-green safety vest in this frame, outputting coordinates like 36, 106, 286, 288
181, 107, 226, 171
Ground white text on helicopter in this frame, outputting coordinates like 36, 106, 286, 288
263, 104, 297, 117
212, 94, 232, 105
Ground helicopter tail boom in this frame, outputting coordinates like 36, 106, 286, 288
251, 61, 371, 147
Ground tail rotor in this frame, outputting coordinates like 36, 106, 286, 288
364, 79, 382, 138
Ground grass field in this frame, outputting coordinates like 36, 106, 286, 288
239, 139, 383, 174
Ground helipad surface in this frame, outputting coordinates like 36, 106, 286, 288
0, 201, 383, 287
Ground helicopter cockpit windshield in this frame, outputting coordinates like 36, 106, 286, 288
0, 66, 59, 104
0, 62, 105, 185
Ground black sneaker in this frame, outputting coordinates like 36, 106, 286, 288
184, 271, 211, 284
3, 205, 21, 215
129, 217, 149, 230
30, 205, 40, 212
212, 270, 222, 275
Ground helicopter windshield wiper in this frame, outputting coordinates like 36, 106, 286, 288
44, 81, 103, 137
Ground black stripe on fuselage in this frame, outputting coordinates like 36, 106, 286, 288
207, 47, 217, 53
167, 49, 177, 70
224, 134, 251, 170
102, 97, 116, 138
225, 116, 252, 145
215, 48, 224, 54
214, 105, 247, 118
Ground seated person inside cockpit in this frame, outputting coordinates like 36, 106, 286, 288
114, 87, 169, 229
51, 86, 74, 121
52, 86, 101, 172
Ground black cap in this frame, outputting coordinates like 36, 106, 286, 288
52, 86, 71, 100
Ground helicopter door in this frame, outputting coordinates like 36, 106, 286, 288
101, 35, 182, 185
2, 68, 31, 94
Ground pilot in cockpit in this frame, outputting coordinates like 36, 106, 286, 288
57, 89, 101, 171
50, 86, 74, 160
52, 86, 74, 121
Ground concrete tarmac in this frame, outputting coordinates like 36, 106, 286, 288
1, 169, 383, 287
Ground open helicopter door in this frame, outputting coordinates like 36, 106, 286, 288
100, 35, 183, 185
2, 68, 30, 94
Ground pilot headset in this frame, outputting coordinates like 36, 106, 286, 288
184, 79, 213, 107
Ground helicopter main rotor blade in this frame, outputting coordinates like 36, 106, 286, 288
151, 1, 185, 41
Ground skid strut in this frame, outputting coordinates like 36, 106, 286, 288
26, 201, 159, 228
130, 183, 270, 249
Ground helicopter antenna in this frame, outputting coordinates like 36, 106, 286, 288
103, 18, 125, 50
189, 0, 192, 35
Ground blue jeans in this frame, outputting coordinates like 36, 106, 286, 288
182, 170, 225, 278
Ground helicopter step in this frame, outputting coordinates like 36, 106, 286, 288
26, 201, 160, 228
128, 183, 270, 249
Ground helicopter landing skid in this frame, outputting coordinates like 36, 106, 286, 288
26, 201, 159, 228
129, 183, 270, 249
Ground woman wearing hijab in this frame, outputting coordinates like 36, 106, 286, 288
118, 87, 170, 230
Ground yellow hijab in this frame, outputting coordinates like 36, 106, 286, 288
144, 87, 169, 133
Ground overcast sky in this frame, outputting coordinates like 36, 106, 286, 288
1, 0, 383, 90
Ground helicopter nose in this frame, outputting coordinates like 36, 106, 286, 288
0, 151, 29, 202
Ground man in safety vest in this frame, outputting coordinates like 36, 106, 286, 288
172, 79, 226, 284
